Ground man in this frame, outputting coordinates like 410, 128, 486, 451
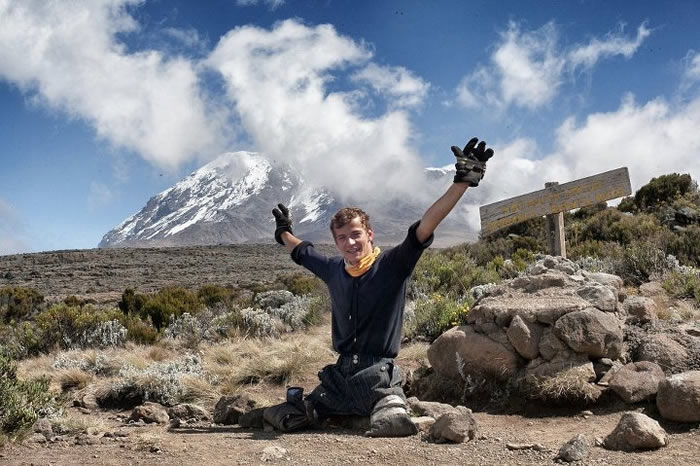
267, 137, 494, 436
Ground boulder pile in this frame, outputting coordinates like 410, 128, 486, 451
427, 255, 700, 423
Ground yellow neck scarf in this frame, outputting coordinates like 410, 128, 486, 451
345, 246, 381, 277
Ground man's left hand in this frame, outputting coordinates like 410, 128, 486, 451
451, 137, 494, 186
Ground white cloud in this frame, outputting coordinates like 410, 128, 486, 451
0, 198, 30, 255
0, 0, 226, 171
207, 19, 429, 203
236, 0, 285, 10
465, 93, 700, 231
683, 50, 700, 82
351, 63, 430, 108
457, 21, 651, 110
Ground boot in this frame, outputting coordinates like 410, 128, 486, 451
365, 395, 418, 437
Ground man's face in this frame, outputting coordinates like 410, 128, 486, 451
333, 216, 374, 265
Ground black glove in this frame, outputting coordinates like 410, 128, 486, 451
272, 203, 293, 245
451, 137, 494, 186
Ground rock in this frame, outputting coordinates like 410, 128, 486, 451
506, 442, 547, 451
427, 325, 521, 381
213, 394, 257, 425
467, 296, 591, 327
582, 271, 623, 290
27, 433, 48, 443
554, 308, 623, 358
72, 388, 99, 410
511, 272, 568, 293
576, 284, 618, 312
33, 417, 53, 439
604, 412, 668, 451
428, 411, 478, 443
624, 296, 658, 324
538, 327, 572, 361
656, 371, 700, 422
261, 445, 287, 461
556, 433, 589, 462
639, 281, 665, 297
129, 402, 170, 425
525, 356, 596, 382
239, 407, 266, 429
167, 404, 210, 422
608, 362, 665, 403
406, 398, 465, 419
507, 315, 544, 360
635, 334, 689, 374
410, 416, 436, 433
593, 358, 623, 383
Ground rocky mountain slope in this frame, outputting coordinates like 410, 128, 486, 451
99, 152, 473, 248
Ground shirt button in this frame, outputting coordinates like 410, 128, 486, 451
349, 315, 352, 320
353, 337, 357, 343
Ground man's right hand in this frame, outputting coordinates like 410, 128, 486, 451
272, 203, 293, 245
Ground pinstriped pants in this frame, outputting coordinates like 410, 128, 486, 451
306, 354, 406, 417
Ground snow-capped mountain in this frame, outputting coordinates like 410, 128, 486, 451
99, 151, 475, 248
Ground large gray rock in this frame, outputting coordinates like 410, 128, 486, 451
656, 371, 700, 422
554, 308, 623, 358
130, 402, 170, 425
604, 412, 668, 451
576, 284, 618, 312
428, 410, 478, 443
557, 433, 589, 462
511, 272, 568, 293
214, 394, 257, 425
428, 326, 521, 381
507, 315, 544, 360
167, 403, 210, 422
468, 296, 591, 327
608, 362, 665, 403
623, 296, 658, 324
635, 334, 689, 374
538, 327, 573, 361
582, 271, 623, 290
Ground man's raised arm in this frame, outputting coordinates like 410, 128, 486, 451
272, 203, 303, 253
415, 137, 494, 243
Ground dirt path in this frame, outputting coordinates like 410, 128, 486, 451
2, 405, 698, 465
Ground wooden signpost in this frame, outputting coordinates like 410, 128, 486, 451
479, 167, 632, 258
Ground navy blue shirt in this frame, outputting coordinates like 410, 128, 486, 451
291, 221, 433, 358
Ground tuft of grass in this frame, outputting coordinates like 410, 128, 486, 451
56, 368, 93, 392
523, 368, 600, 403
396, 342, 429, 365
51, 414, 106, 436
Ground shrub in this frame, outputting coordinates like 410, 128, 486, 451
617, 242, 678, 285
669, 225, 700, 267
0, 287, 44, 323
34, 304, 126, 352
633, 173, 694, 212
662, 268, 700, 303
118, 288, 147, 316
411, 251, 500, 299
197, 284, 238, 308
403, 294, 470, 342
141, 287, 202, 330
122, 315, 159, 345
277, 272, 324, 296
0, 353, 54, 442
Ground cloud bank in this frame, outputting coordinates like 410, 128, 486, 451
456, 21, 651, 110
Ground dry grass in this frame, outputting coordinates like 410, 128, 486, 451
56, 368, 93, 392
397, 342, 429, 365
51, 413, 107, 436
525, 368, 600, 403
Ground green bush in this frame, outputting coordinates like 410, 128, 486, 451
404, 295, 470, 342
411, 251, 501, 299
669, 225, 700, 267
0, 287, 44, 323
197, 284, 238, 308
633, 173, 694, 212
662, 269, 700, 302
142, 287, 201, 330
122, 315, 159, 345
0, 353, 54, 442
34, 304, 125, 352
118, 288, 147, 316
277, 272, 324, 296
617, 242, 676, 285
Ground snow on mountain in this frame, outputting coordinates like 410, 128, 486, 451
99, 151, 474, 248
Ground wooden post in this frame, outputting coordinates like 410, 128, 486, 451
544, 182, 566, 258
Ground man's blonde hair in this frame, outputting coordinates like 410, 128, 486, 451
330, 207, 372, 238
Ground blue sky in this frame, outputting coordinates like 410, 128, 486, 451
1, 0, 699, 254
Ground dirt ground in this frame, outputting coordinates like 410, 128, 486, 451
1, 401, 698, 466
1, 245, 699, 465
